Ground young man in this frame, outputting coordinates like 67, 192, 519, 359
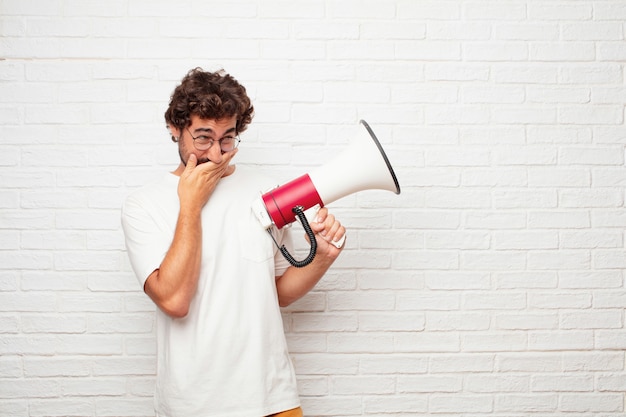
121, 68, 346, 417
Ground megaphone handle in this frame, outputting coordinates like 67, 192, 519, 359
277, 206, 317, 268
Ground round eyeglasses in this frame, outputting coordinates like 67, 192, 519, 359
186, 128, 241, 152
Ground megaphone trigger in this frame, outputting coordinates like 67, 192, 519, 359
331, 234, 346, 250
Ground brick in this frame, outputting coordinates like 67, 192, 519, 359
23, 357, 90, 377
261, 1, 325, 18
398, 375, 462, 393
92, 357, 155, 376
362, 21, 426, 40
493, 64, 558, 84
88, 314, 154, 334
464, 42, 529, 61
397, 0, 461, 19
496, 313, 558, 330
528, 86, 590, 104
462, 167, 529, 186
300, 396, 362, 416
562, 23, 623, 41
560, 189, 623, 208
560, 230, 622, 249
327, 291, 394, 311
562, 352, 624, 372
528, 126, 592, 144
463, 1, 526, 20
529, 292, 592, 310
596, 330, 626, 350
425, 189, 491, 208
462, 251, 527, 271
358, 270, 424, 290
292, 313, 357, 332
493, 231, 558, 250
560, 393, 624, 412
396, 292, 461, 311
292, 354, 359, 375
95, 398, 153, 417
428, 21, 491, 40
426, 63, 490, 81
527, 250, 591, 270
364, 394, 428, 413
331, 375, 395, 395
598, 41, 626, 61
0, 251, 53, 271
359, 355, 428, 375
465, 211, 527, 230
559, 105, 624, 125
494, 272, 558, 289
530, 42, 596, 62
528, 330, 594, 351
395, 40, 461, 61
496, 23, 559, 41
21, 315, 86, 334
496, 352, 563, 372
495, 394, 558, 412
430, 394, 493, 413
426, 272, 490, 290
466, 374, 529, 393
493, 146, 557, 165
359, 312, 425, 332
533, 374, 592, 393
596, 373, 626, 391
560, 310, 623, 329
528, 211, 590, 229
395, 333, 461, 353
528, 3, 592, 20
394, 250, 459, 270
426, 312, 490, 331
461, 332, 527, 353
0, 401, 28, 416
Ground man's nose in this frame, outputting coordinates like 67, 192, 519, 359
205, 142, 223, 162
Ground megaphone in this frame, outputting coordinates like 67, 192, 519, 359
252, 119, 401, 267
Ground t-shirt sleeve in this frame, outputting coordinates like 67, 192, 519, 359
121, 194, 170, 289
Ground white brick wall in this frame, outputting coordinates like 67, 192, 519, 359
1, 0, 625, 416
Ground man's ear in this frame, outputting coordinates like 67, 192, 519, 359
167, 124, 181, 142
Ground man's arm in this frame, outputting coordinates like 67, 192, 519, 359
143, 152, 237, 318
275, 207, 345, 307
143, 204, 202, 318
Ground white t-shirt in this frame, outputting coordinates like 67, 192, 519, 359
121, 165, 300, 417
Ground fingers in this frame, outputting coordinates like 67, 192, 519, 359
178, 150, 237, 209
185, 153, 198, 171
312, 208, 346, 250
195, 148, 238, 175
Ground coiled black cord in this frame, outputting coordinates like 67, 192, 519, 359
268, 205, 317, 268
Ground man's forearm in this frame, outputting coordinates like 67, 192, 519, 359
275, 254, 334, 307
144, 207, 203, 318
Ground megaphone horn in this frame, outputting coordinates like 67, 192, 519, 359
252, 119, 401, 267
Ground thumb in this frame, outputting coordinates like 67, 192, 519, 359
186, 153, 198, 171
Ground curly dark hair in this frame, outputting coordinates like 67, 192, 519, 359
164, 68, 254, 140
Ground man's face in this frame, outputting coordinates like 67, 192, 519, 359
175, 114, 238, 167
